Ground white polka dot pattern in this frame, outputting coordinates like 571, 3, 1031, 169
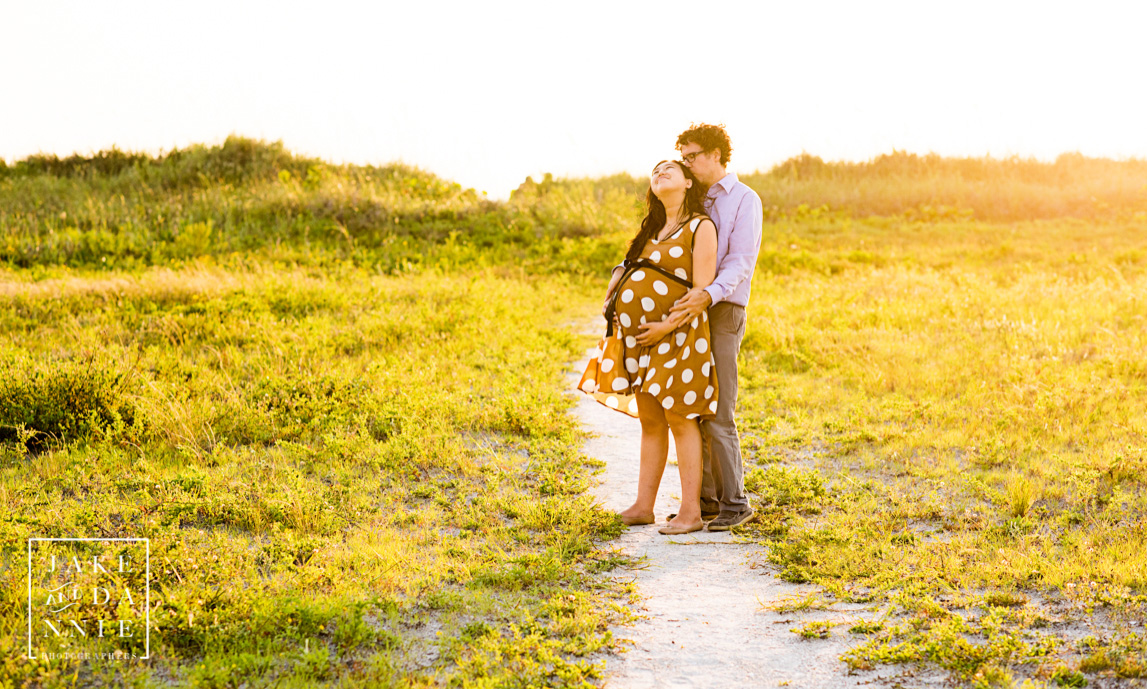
575, 214, 720, 420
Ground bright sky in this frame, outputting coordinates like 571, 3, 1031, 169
4, 1, 1147, 197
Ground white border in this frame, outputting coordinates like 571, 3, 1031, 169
27, 538, 150, 660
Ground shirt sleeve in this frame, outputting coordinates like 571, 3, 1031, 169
703, 190, 763, 306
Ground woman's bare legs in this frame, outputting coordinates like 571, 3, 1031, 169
619, 394, 703, 528
619, 393, 669, 522
664, 408, 702, 528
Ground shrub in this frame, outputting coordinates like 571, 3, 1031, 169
0, 357, 141, 447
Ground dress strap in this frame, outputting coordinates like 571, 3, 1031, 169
689, 214, 712, 249
656, 217, 689, 243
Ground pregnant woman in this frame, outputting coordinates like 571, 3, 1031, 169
579, 160, 719, 535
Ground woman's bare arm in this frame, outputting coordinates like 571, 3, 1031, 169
663, 218, 717, 328
690, 218, 718, 291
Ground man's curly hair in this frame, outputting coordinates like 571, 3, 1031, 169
676, 123, 733, 167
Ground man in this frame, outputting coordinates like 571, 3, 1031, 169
661, 123, 763, 531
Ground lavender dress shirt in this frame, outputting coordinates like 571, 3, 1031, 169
702, 173, 763, 308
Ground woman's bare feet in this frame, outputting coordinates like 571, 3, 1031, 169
658, 518, 703, 535
658, 506, 702, 534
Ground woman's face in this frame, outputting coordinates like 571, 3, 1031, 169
650, 161, 691, 199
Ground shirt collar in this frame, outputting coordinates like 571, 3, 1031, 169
708, 172, 738, 195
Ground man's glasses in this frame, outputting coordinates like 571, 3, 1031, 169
682, 150, 708, 164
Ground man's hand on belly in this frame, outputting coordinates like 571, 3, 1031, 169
668, 288, 712, 323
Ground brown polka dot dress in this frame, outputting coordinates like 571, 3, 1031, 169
579, 215, 719, 419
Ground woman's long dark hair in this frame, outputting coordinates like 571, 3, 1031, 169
626, 161, 709, 261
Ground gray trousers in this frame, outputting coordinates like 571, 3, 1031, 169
700, 302, 749, 514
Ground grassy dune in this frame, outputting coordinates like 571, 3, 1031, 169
742, 151, 1147, 221
0, 138, 631, 275
738, 213, 1147, 686
0, 262, 639, 687
1, 141, 632, 688
3, 139, 1147, 687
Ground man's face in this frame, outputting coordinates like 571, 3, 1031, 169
679, 142, 722, 185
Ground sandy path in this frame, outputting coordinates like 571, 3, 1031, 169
567, 345, 887, 689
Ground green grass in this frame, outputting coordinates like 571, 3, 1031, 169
4, 139, 1147, 687
791, 621, 832, 640
0, 136, 632, 276
0, 261, 637, 687
0, 142, 644, 687
741, 150, 1147, 221
734, 211, 1147, 685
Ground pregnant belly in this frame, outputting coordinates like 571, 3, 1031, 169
614, 269, 688, 338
